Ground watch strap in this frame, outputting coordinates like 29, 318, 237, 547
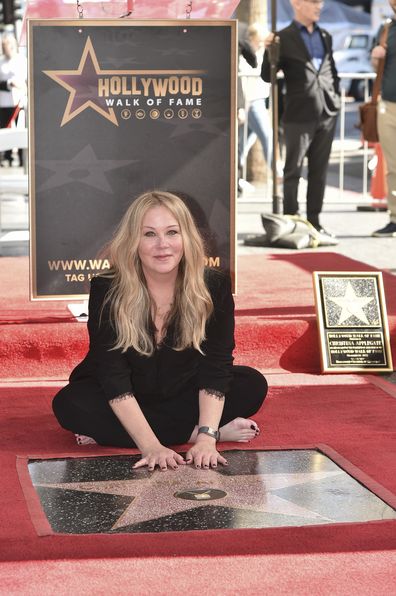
198, 426, 220, 441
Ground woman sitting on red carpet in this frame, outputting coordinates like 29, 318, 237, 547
53, 191, 267, 471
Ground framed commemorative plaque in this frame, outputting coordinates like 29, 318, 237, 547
313, 271, 393, 373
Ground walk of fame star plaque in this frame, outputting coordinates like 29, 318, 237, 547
313, 272, 393, 373
20, 449, 396, 536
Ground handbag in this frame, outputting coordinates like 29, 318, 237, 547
359, 101, 379, 143
358, 23, 390, 143
260, 213, 338, 249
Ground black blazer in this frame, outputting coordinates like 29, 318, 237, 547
261, 22, 341, 123
69, 269, 235, 403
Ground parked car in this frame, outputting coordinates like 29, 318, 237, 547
333, 31, 375, 100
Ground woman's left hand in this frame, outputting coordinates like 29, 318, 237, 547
185, 436, 228, 469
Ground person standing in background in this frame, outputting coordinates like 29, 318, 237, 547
238, 24, 275, 192
371, 0, 396, 238
0, 32, 27, 167
237, 30, 258, 194
261, 0, 340, 236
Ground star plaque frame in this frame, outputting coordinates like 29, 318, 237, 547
313, 271, 393, 373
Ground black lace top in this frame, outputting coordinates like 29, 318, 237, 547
69, 269, 235, 403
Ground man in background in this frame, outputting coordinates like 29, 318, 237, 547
371, 0, 396, 238
261, 0, 340, 236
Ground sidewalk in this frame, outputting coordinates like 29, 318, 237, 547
237, 99, 395, 275
237, 179, 395, 275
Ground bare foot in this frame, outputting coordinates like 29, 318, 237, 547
75, 434, 97, 446
219, 418, 260, 443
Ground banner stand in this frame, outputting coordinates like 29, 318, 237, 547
68, 301, 88, 322
29, 19, 236, 298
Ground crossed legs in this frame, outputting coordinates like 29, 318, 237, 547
53, 366, 268, 448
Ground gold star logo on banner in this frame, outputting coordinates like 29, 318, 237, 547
44, 37, 118, 127
43, 37, 206, 128
328, 282, 374, 325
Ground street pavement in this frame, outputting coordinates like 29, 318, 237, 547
238, 99, 395, 275
237, 179, 395, 275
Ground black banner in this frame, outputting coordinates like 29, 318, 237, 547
29, 20, 236, 298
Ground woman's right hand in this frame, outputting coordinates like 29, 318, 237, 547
264, 32, 276, 49
372, 45, 387, 60
132, 444, 186, 471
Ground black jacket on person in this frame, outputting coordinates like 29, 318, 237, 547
68, 269, 235, 404
261, 21, 341, 123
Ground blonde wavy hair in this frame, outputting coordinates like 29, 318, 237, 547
103, 190, 213, 356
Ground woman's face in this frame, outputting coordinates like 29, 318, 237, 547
138, 205, 184, 278
2, 37, 17, 58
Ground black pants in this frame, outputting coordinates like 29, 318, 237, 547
53, 366, 268, 448
0, 107, 23, 165
282, 112, 338, 224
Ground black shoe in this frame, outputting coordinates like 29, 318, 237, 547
318, 227, 336, 238
310, 222, 336, 238
372, 222, 396, 237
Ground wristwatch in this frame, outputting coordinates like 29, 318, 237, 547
198, 426, 220, 441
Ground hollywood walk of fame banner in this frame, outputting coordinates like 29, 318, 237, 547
313, 272, 393, 373
28, 20, 236, 299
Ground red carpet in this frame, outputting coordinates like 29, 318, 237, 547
1, 253, 396, 379
1, 253, 395, 592
1, 551, 395, 595
1, 377, 395, 562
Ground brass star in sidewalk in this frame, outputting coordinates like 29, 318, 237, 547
327, 282, 374, 325
44, 37, 118, 127
36, 466, 343, 530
